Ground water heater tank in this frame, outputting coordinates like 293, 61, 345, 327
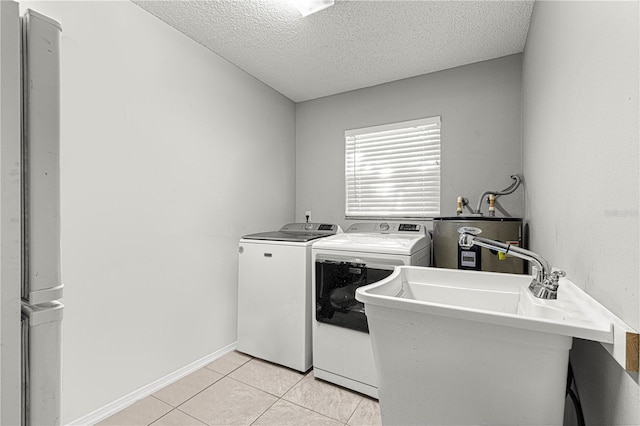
432, 217, 526, 274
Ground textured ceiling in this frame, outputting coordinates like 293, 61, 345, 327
132, 0, 534, 102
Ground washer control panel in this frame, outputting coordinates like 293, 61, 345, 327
398, 223, 420, 232
280, 223, 339, 233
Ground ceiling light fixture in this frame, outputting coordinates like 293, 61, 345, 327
292, 0, 335, 17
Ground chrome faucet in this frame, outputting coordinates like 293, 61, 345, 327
457, 227, 565, 299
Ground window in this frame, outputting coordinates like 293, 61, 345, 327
345, 116, 441, 219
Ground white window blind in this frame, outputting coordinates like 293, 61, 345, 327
345, 116, 441, 219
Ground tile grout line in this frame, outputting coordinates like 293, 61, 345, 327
345, 396, 365, 426
220, 359, 345, 425
246, 373, 352, 426
166, 359, 256, 425
146, 405, 210, 426
215, 360, 353, 424
226, 367, 307, 399
147, 356, 255, 426
176, 407, 211, 426
248, 395, 280, 426
143, 395, 174, 426
124, 353, 377, 426
279, 396, 348, 424
278, 373, 364, 424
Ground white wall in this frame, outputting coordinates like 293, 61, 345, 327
296, 54, 523, 229
0, 2, 23, 425
522, 1, 639, 424
18, 1, 296, 423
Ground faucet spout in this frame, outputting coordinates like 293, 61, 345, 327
457, 229, 563, 299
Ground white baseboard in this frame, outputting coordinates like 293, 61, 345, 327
67, 342, 237, 426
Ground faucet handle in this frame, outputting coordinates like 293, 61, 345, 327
542, 270, 566, 295
537, 271, 567, 299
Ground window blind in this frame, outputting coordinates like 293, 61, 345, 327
345, 116, 441, 219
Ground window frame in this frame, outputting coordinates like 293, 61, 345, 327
345, 116, 441, 220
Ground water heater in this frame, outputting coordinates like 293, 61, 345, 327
432, 217, 526, 274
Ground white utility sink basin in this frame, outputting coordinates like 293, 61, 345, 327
355, 266, 622, 426
360, 266, 613, 342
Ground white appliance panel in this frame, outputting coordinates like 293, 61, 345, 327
21, 302, 63, 426
313, 322, 378, 397
238, 240, 312, 371
21, 10, 62, 305
19, 9, 63, 426
312, 233, 428, 256
313, 318, 379, 386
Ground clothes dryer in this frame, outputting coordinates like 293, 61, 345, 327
312, 222, 431, 398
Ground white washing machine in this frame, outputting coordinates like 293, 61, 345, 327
237, 223, 341, 372
312, 222, 431, 398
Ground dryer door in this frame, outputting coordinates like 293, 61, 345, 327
315, 259, 394, 333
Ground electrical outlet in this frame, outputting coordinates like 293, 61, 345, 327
305, 211, 311, 220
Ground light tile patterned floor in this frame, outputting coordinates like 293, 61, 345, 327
97, 351, 382, 426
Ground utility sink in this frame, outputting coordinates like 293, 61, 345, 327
358, 266, 614, 342
355, 266, 628, 426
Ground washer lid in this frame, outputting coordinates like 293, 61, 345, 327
242, 223, 341, 242
312, 233, 429, 255
241, 231, 327, 243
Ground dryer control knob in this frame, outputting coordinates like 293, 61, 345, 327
379, 223, 390, 231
